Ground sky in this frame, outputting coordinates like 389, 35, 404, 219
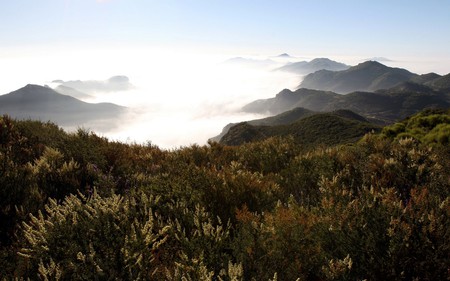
1, 0, 450, 59
1, 0, 450, 148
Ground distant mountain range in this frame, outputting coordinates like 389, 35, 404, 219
52, 75, 134, 94
218, 109, 380, 146
276, 58, 350, 74
243, 61, 450, 124
0, 84, 127, 128
220, 60, 450, 145
243, 83, 450, 124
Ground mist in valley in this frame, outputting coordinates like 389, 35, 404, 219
1, 47, 449, 149
0, 48, 303, 148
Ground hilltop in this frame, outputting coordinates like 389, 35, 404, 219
219, 109, 379, 146
276, 58, 350, 74
299, 61, 418, 94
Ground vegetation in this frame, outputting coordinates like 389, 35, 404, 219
0, 109, 449, 280
381, 108, 450, 145
220, 110, 380, 146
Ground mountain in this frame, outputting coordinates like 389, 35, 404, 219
276, 53, 292, 58
0, 84, 127, 127
276, 58, 350, 74
299, 61, 418, 94
409, 72, 442, 84
425, 73, 450, 91
219, 110, 380, 146
364, 57, 393, 62
242, 85, 450, 124
53, 75, 134, 94
54, 85, 93, 100
210, 107, 315, 142
324, 91, 449, 124
243, 88, 339, 115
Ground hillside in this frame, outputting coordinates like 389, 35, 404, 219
220, 110, 379, 146
243, 88, 339, 115
210, 107, 315, 142
275, 58, 350, 74
0, 110, 448, 279
0, 84, 127, 127
409, 72, 442, 84
425, 73, 450, 91
299, 61, 418, 94
243, 85, 450, 123
381, 108, 450, 145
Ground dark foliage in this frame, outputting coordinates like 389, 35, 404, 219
0, 110, 449, 280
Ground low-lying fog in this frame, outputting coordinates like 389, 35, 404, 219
1, 47, 449, 149
84, 57, 301, 148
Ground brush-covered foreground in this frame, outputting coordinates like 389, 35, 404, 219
0, 110, 449, 280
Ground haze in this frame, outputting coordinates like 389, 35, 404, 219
1, 0, 450, 148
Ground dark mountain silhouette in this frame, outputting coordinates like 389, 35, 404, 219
243, 88, 339, 115
276, 58, 350, 74
219, 110, 379, 146
210, 107, 315, 142
299, 61, 418, 94
0, 84, 127, 128
242, 85, 450, 124
425, 73, 450, 91
410, 72, 442, 85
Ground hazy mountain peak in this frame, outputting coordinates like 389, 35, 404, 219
276, 57, 350, 74
299, 60, 417, 94
354, 60, 387, 69
52, 75, 134, 94
365, 57, 393, 62
275, 88, 294, 97
0, 84, 127, 131
54, 85, 93, 100
309, 57, 335, 63
14, 84, 68, 99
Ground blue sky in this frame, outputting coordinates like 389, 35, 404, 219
1, 0, 450, 59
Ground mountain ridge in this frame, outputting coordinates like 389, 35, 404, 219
219, 109, 380, 146
276, 57, 350, 74
0, 84, 127, 128
299, 60, 418, 94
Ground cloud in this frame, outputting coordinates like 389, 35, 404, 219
53, 76, 135, 94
